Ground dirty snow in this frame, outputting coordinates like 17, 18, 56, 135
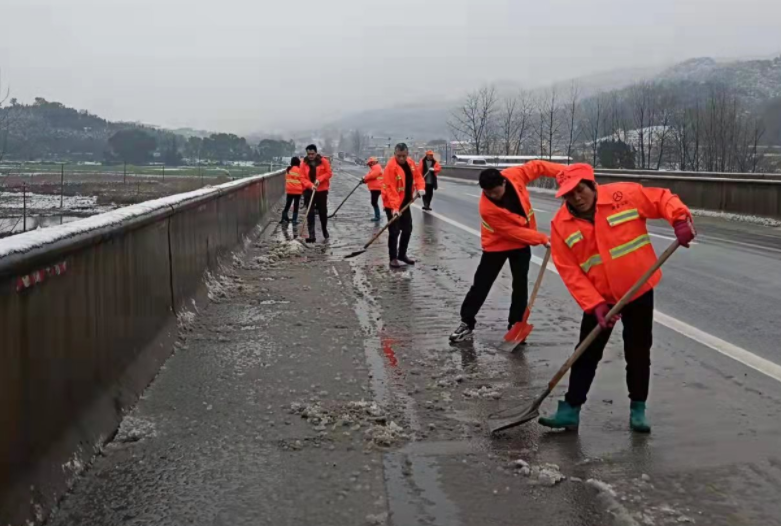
511, 460, 566, 487
462, 386, 502, 400
113, 415, 158, 443
691, 208, 781, 227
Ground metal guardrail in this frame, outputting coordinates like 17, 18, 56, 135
440, 166, 781, 220
0, 169, 286, 525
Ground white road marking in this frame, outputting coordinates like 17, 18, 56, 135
464, 193, 482, 199
414, 204, 781, 384
698, 235, 781, 254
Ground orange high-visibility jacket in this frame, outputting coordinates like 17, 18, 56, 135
285, 166, 305, 195
551, 182, 691, 313
419, 158, 441, 178
479, 160, 565, 252
300, 155, 333, 192
364, 163, 384, 191
381, 157, 425, 212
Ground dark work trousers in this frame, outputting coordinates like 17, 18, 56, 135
565, 289, 654, 407
281, 194, 301, 222
303, 190, 329, 238
423, 183, 435, 208
384, 206, 413, 261
459, 247, 531, 330
370, 190, 381, 217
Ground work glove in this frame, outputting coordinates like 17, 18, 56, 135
361, 178, 367, 184
673, 218, 695, 248
314, 180, 320, 189
392, 210, 400, 218
593, 302, 621, 330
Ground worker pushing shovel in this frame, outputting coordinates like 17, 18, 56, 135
490, 163, 696, 434
449, 160, 566, 345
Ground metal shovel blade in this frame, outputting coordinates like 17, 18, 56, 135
343, 249, 366, 259
488, 403, 540, 434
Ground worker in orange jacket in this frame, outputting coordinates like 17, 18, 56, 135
539, 163, 696, 433
419, 150, 441, 211
450, 160, 566, 342
299, 144, 333, 243
280, 156, 304, 225
382, 143, 425, 268
362, 157, 384, 222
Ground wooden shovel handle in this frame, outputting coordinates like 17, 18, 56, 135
361, 194, 419, 250
526, 246, 551, 314
547, 240, 680, 390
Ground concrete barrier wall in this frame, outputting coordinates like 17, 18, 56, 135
441, 166, 781, 219
0, 170, 285, 524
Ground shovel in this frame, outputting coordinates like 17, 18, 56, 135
488, 240, 680, 435
328, 179, 364, 219
344, 194, 419, 259
500, 245, 552, 351
298, 187, 318, 239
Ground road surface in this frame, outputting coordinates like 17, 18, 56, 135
47, 165, 781, 526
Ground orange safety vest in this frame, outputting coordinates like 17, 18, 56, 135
479, 160, 565, 252
300, 155, 333, 192
418, 158, 441, 178
551, 182, 691, 312
285, 166, 304, 195
364, 163, 384, 191
381, 157, 425, 211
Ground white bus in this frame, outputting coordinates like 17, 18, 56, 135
453, 155, 572, 167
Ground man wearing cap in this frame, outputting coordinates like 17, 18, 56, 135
419, 151, 441, 211
449, 160, 566, 343
539, 163, 696, 433
363, 157, 384, 222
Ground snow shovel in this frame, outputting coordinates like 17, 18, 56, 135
328, 179, 364, 219
488, 240, 681, 435
500, 245, 552, 352
298, 187, 318, 239
343, 194, 420, 259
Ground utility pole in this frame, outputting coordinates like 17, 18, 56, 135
60, 164, 64, 209
123, 162, 127, 184
22, 183, 27, 233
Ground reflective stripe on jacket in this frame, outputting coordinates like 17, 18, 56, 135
364, 164, 384, 191
551, 182, 691, 312
381, 157, 425, 212
479, 160, 564, 252
285, 166, 305, 195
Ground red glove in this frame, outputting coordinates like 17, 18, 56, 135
673, 219, 695, 248
594, 302, 620, 329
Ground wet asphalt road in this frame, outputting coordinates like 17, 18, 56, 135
45, 165, 781, 526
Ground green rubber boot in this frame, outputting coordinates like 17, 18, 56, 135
538, 400, 581, 431
630, 401, 651, 433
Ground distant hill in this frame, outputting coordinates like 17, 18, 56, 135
0, 98, 185, 162
319, 56, 781, 140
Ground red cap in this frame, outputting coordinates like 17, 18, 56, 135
425, 150, 434, 156
367, 157, 377, 165
555, 163, 596, 198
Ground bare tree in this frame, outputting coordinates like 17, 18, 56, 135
349, 129, 366, 157
629, 82, 657, 169
564, 83, 581, 164
498, 95, 519, 156
448, 85, 498, 155
513, 90, 534, 155
543, 87, 563, 159
582, 93, 604, 166
0, 69, 12, 163
653, 88, 676, 170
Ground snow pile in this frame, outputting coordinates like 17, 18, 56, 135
512, 459, 566, 487
289, 399, 410, 447
691, 208, 781, 228
114, 416, 157, 443
205, 270, 244, 302
365, 421, 408, 447
177, 307, 197, 331
462, 386, 502, 400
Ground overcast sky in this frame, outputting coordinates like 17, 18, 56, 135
1, 0, 779, 134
